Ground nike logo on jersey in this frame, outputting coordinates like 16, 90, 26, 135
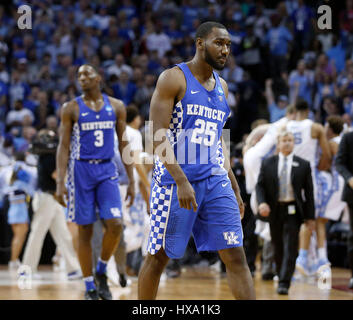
191, 90, 199, 94
222, 182, 229, 187
82, 112, 89, 117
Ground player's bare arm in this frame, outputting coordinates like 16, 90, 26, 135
150, 67, 198, 212
110, 97, 135, 207
265, 78, 275, 106
243, 124, 270, 156
219, 77, 244, 218
312, 123, 332, 171
55, 100, 78, 206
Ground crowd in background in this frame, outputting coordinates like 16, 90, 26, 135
0, 0, 353, 279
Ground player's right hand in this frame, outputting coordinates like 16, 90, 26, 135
55, 182, 68, 207
258, 203, 270, 217
176, 180, 198, 212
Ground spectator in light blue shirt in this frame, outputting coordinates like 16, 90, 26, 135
266, 16, 293, 57
326, 35, 346, 74
265, 78, 288, 123
266, 14, 293, 78
288, 59, 313, 107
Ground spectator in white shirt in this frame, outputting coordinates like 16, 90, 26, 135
107, 54, 133, 79
6, 100, 34, 129
146, 23, 172, 59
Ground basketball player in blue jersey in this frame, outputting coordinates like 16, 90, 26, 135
138, 22, 255, 300
55, 64, 135, 300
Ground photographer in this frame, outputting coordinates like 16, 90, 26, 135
21, 129, 81, 280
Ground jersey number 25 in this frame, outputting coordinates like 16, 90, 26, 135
190, 119, 218, 146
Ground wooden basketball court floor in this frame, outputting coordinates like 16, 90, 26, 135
0, 263, 352, 300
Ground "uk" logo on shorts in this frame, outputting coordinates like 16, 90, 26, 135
223, 232, 240, 245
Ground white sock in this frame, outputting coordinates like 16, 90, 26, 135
318, 248, 327, 261
83, 276, 94, 282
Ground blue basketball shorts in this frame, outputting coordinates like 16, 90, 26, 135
8, 202, 29, 224
147, 174, 243, 259
67, 160, 122, 225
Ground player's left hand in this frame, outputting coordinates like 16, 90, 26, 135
55, 182, 68, 207
126, 181, 135, 207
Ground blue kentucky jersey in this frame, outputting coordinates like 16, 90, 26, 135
153, 62, 230, 185
70, 94, 116, 160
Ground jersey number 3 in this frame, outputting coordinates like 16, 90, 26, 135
94, 130, 104, 147
190, 119, 217, 146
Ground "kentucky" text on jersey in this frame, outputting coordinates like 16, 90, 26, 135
186, 104, 226, 122
81, 121, 115, 131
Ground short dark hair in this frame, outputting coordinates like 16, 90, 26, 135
80, 63, 99, 74
126, 105, 140, 124
295, 98, 309, 111
195, 21, 227, 40
327, 115, 344, 135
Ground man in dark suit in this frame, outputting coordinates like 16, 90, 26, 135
335, 131, 353, 289
256, 131, 315, 295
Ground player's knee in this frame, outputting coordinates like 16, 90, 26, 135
106, 219, 123, 237
220, 247, 247, 268
78, 224, 93, 242
147, 250, 169, 271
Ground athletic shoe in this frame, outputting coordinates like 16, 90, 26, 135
295, 256, 310, 276
18, 272, 42, 280
166, 268, 181, 278
95, 272, 112, 300
166, 260, 181, 278
315, 259, 331, 274
84, 289, 99, 300
67, 270, 82, 281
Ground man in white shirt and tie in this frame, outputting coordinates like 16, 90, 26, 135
256, 131, 315, 295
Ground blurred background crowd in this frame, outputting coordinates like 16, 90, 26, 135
0, 0, 352, 152
0, 0, 352, 279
